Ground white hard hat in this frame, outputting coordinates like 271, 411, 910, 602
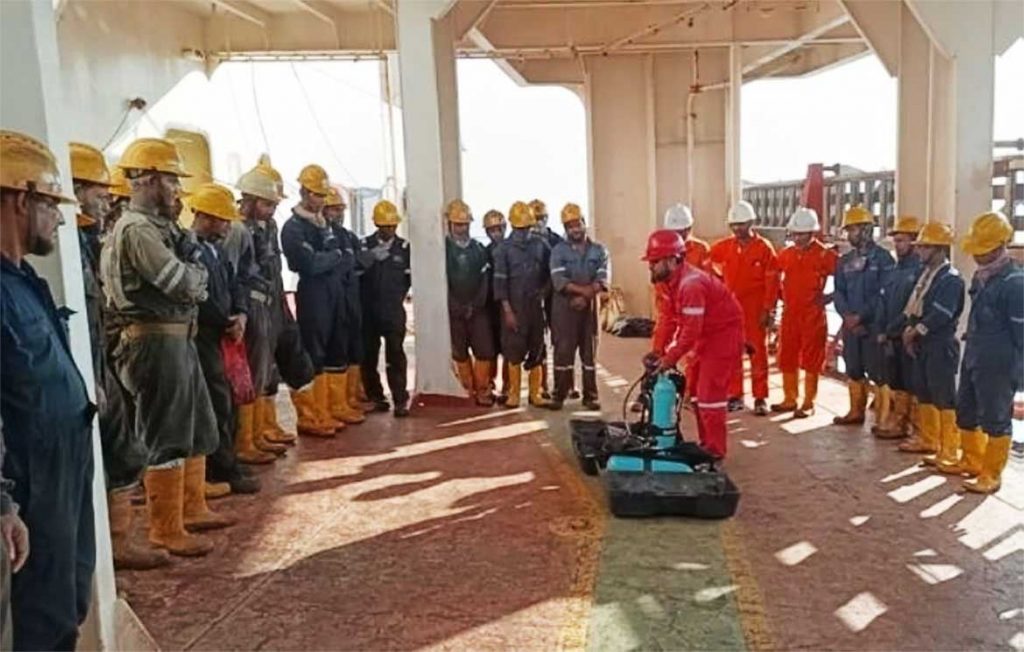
663, 203, 694, 230
787, 207, 820, 233
727, 200, 757, 224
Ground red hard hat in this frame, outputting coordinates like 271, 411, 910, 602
642, 229, 685, 261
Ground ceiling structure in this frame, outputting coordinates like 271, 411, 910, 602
162, 0, 870, 85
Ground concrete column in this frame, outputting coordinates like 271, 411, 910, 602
725, 44, 743, 210
395, 0, 464, 396
0, 0, 115, 647
895, 3, 930, 220
433, 14, 463, 203
586, 54, 658, 316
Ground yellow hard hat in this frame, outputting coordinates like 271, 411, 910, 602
69, 142, 112, 186
561, 202, 584, 225
914, 221, 955, 246
373, 199, 401, 226
108, 167, 132, 198
260, 154, 287, 198
0, 130, 76, 204
324, 186, 346, 208
238, 160, 284, 202
187, 182, 240, 222
528, 199, 547, 219
961, 210, 1013, 256
890, 215, 923, 235
445, 199, 472, 224
841, 205, 874, 228
482, 209, 505, 229
509, 201, 536, 229
118, 137, 191, 178
297, 164, 330, 195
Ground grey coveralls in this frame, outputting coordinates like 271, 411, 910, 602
493, 230, 550, 369
549, 239, 609, 401
101, 207, 218, 464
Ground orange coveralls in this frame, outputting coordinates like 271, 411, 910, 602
776, 239, 838, 374
708, 234, 779, 400
652, 237, 713, 387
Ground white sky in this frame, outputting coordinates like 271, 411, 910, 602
115, 38, 1024, 236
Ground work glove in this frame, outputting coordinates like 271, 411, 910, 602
175, 231, 203, 263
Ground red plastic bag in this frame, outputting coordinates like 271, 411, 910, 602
221, 336, 256, 406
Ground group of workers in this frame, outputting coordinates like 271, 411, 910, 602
644, 199, 1022, 497
0, 128, 615, 650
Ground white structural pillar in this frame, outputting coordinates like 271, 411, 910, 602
725, 44, 743, 210
395, 0, 465, 397
895, 2, 930, 220
0, 0, 115, 648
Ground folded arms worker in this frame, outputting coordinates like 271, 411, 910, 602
832, 205, 895, 425
946, 212, 1023, 493
493, 201, 552, 408
709, 200, 779, 415
361, 200, 412, 417
772, 208, 837, 418
548, 203, 609, 411
101, 137, 221, 558
646, 230, 744, 459
1, 130, 96, 651
446, 199, 496, 406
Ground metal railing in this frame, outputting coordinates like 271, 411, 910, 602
743, 154, 1024, 238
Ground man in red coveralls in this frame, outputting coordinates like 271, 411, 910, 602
645, 230, 744, 459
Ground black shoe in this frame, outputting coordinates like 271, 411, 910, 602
547, 399, 564, 411
727, 398, 745, 412
753, 399, 769, 416
582, 399, 601, 411
568, 389, 581, 400
394, 402, 410, 418
371, 400, 390, 413
229, 473, 261, 494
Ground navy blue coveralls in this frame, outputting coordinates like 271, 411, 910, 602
281, 211, 355, 373
264, 218, 316, 392
493, 230, 551, 368
1, 257, 95, 651
906, 262, 965, 409
956, 261, 1024, 437
330, 221, 365, 369
880, 254, 923, 391
834, 242, 895, 381
360, 233, 411, 405
194, 238, 249, 481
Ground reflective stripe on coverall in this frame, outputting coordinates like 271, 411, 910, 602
361, 233, 412, 404
493, 231, 551, 368
833, 242, 895, 381
907, 262, 964, 409
880, 255, 923, 391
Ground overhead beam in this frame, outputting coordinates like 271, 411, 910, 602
838, 0, 899, 76
742, 14, 850, 74
449, 0, 500, 40
210, 0, 267, 28
507, 58, 585, 85
289, 0, 335, 27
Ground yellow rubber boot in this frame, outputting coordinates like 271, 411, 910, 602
473, 360, 495, 407
205, 482, 231, 499
528, 365, 550, 407
234, 402, 276, 465
328, 371, 366, 424
771, 372, 799, 412
795, 372, 819, 418
963, 435, 1010, 494
183, 456, 236, 532
870, 385, 892, 433
875, 390, 910, 439
314, 374, 345, 432
353, 366, 369, 403
261, 395, 297, 445
899, 403, 940, 454
506, 364, 523, 408
291, 385, 335, 438
939, 428, 987, 477
144, 466, 213, 557
833, 380, 867, 425
252, 398, 287, 455
108, 489, 171, 570
933, 409, 961, 467
455, 359, 475, 393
